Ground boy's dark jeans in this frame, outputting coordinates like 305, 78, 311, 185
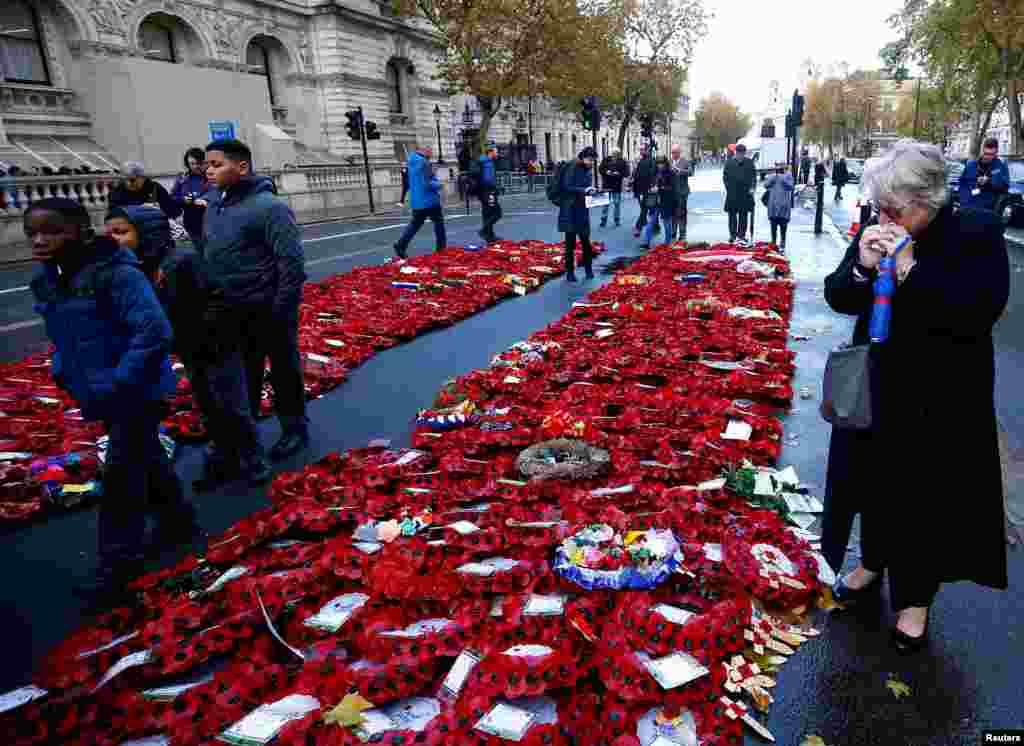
187, 345, 266, 467
243, 308, 307, 432
100, 404, 184, 571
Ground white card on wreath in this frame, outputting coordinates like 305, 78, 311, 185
522, 594, 565, 616
474, 703, 536, 742
637, 651, 709, 690
441, 650, 482, 697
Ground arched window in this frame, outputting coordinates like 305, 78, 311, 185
246, 39, 276, 106
386, 59, 403, 114
0, 0, 50, 84
140, 16, 176, 62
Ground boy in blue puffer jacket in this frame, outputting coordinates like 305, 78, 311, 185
104, 204, 175, 284
27, 198, 199, 602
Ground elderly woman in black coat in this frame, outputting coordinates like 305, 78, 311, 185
822, 139, 1009, 652
557, 147, 598, 282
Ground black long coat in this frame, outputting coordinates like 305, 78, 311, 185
723, 156, 755, 211
823, 205, 1009, 589
557, 162, 593, 234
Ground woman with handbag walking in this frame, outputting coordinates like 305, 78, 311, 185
820, 140, 1009, 652
763, 164, 794, 248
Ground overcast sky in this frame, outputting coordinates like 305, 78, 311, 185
688, 0, 901, 115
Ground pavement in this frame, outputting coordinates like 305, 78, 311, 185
0, 169, 1022, 745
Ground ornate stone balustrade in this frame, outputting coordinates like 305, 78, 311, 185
0, 83, 93, 138
0, 164, 455, 261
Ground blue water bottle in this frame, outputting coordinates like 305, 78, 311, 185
868, 234, 912, 343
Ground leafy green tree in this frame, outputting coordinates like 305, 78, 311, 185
692, 92, 752, 153
393, 0, 628, 152
881, 0, 1022, 155
607, 0, 711, 150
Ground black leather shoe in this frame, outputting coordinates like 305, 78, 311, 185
246, 457, 274, 485
270, 429, 309, 461
832, 572, 882, 605
565, 272, 578, 283
151, 504, 205, 551
393, 243, 406, 259
892, 612, 930, 653
584, 267, 594, 280
73, 559, 143, 608
193, 455, 242, 492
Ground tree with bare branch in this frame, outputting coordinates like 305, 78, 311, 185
392, 0, 629, 152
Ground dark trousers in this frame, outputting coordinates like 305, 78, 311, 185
834, 184, 844, 201
396, 205, 446, 252
243, 310, 307, 431
821, 427, 939, 611
187, 346, 265, 466
727, 209, 750, 240
769, 217, 789, 245
635, 194, 650, 230
564, 231, 593, 274
100, 405, 186, 566
674, 196, 688, 238
479, 189, 502, 238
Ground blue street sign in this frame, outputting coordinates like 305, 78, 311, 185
209, 120, 237, 142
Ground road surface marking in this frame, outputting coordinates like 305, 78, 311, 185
0, 285, 29, 295
0, 318, 42, 333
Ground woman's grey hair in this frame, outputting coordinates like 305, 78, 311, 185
124, 161, 146, 177
862, 139, 947, 214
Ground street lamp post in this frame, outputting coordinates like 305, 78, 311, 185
433, 104, 445, 163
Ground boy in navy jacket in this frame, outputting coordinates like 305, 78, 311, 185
28, 198, 198, 601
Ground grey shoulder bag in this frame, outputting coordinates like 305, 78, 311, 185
820, 343, 874, 430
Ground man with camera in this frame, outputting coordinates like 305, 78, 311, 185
959, 137, 1009, 213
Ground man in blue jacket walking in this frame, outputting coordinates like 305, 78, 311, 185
393, 144, 446, 259
28, 198, 199, 600
203, 139, 309, 464
960, 137, 1009, 212
474, 143, 502, 242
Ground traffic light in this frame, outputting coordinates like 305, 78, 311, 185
345, 109, 363, 141
761, 118, 775, 138
364, 121, 381, 140
581, 97, 601, 131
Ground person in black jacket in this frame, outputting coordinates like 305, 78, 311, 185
670, 144, 690, 241
833, 157, 849, 202
598, 150, 629, 228
557, 147, 598, 281
204, 139, 309, 464
822, 140, 1008, 653
108, 161, 182, 221
723, 144, 756, 245
640, 156, 678, 248
800, 150, 812, 185
632, 145, 657, 238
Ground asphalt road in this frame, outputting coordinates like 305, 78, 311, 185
1, 172, 1021, 746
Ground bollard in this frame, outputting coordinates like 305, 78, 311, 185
814, 180, 824, 235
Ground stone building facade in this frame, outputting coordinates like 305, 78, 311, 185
0, 0, 694, 176
0, 0, 456, 174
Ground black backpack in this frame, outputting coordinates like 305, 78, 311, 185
546, 161, 571, 205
